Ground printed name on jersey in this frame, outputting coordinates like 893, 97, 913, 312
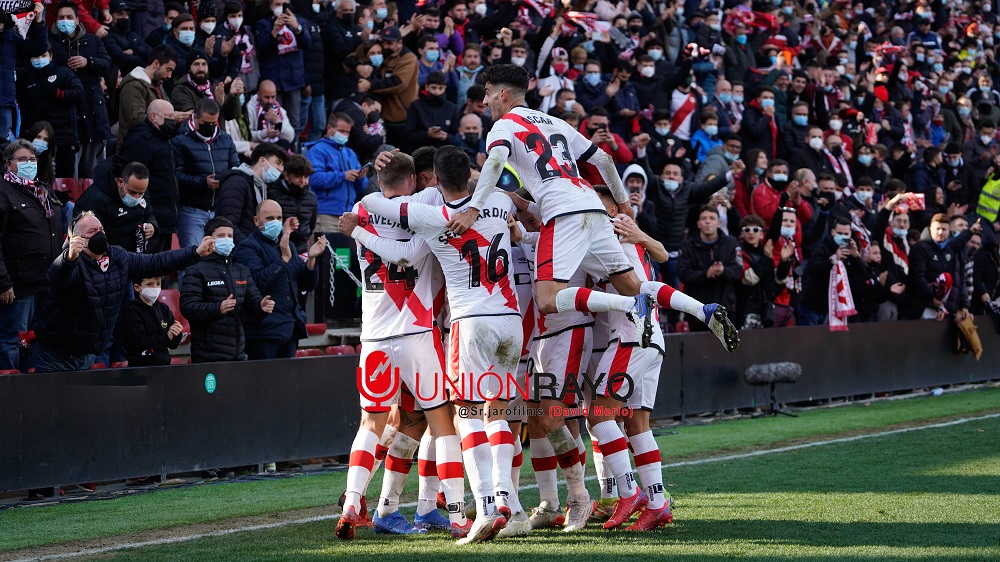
359, 212, 409, 233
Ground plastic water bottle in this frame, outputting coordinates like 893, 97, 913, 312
930, 388, 944, 397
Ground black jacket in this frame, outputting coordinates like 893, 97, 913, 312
322, 18, 363, 100
116, 298, 181, 366
180, 252, 265, 362
299, 11, 327, 97
233, 230, 318, 342
972, 244, 1000, 315
678, 230, 742, 311
269, 178, 318, 254
35, 246, 201, 355
15, 64, 86, 147
331, 98, 385, 164
648, 175, 727, 252
736, 241, 778, 327
403, 94, 459, 153
102, 26, 151, 73
75, 156, 159, 252
0, 178, 63, 296
900, 230, 974, 319
800, 237, 867, 314
119, 118, 180, 232
171, 123, 240, 211
215, 166, 265, 244
49, 24, 116, 143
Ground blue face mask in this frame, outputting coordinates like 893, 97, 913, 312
892, 227, 908, 238
733, 94, 744, 104
122, 192, 142, 207
239, 93, 246, 106
857, 154, 873, 166
262, 160, 281, 183
262, 219, 283, 241
723, 151, 738, 162
772, 173, 788, 182
718, 92, 732, 104
582, 40, 595, 53
833, 233, 851, 246
563, 99, 575, 112
949, 157, 962, 167
366, 19, 374, 30
793, 115, 809, 126
369, 54, 384, 68
32, 139, 48, 154
31, 56, 50, 69
16, 161, 37, 181
704, 125, 718, 136
584, 72, 601, 87
376, 7, 388, 19
769, 55, 778, 65
780, 225, 796, 238
736, 34, 748, 45
933, 63, 944, 73
938, 85, 950, 95
648, 49, 663, 61
755, 166, 766, 175
179, 30, 195, 45
662, 179, 680, 192
425, 50, 440, 63
332, 131, 349, 145
57, 20, 76, 35
960, 107, 972, 118
214, 237, 235, 256
655, 126, 670, 137
761, 99, 775, 109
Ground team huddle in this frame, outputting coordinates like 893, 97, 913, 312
335, 65, 740, 544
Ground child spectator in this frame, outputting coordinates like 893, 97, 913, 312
117, 276, 183, 366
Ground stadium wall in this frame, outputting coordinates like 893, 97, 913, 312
1, 319, 997, 491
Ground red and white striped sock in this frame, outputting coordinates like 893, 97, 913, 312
486, 419, 521, 514
435, 433, 468, 526
416, 432, 439, 517
641, 281, 706, 322
575, 432, 587, 473
510, 436, 523, 492
529, 437, 560, 508
345, 429, 379, 513
457, 417, 496, 517
364, 425, 396, 491
377, 432, 418, 517
555, 287, 634, 314
547, 426, 588, 502
629, 430, 665, 510
589, 420, 638, 498
591, 436, 618, 500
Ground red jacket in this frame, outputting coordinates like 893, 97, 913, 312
576, 118, 634, 186
750, 180, 813, 229
71, 0, 111, 34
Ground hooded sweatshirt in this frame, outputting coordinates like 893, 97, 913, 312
620, 163, 656, 235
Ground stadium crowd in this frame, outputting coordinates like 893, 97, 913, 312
2, 0, 1000, 376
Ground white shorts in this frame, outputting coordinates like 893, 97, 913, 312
448, 315, 523, 403
536, 213, 633, 283
531, 325, 592, 405
590, 339, 663, 410
359, 328, 448, 413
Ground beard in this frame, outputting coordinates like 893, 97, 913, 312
192, 72, 209, 85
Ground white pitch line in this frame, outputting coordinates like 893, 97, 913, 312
9, 412, 999, 562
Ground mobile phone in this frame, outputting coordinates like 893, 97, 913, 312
596, 123, 607, 130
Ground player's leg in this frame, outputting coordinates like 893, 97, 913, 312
373, 405, 428, 534
623, 409, 672, 531
423, 405, 471, 536
587, 418, 619, 521
526, 409, 564, 528
631, 279, 740, 352
337, 409, 389, 540
484, 399, 518, 518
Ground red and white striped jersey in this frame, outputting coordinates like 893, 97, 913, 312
511, 241, 536, 359
359, 192, 520, 322
598, 228, 664, 350
486, 106, 605, 223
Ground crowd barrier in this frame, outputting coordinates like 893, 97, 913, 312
2, 319, 997, 491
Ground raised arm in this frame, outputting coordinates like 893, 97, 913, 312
352, 228, 432, 266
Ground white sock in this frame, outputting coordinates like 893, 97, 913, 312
641, 281, 706, 322
556, 287, 634, 313
629, 431, 665, 510
457, 417, 496, 517
486, 420, 521, 514
435, 434, 468, 526
589, 420, 638, 498
575, 432, 587, 474
378, 432, 419, 517
345, 429, 379, 513
365, 424, 397, 491
416, 432, 439, 517
529, 437, 560, 508
592, 437, 617, 499
547, 426, 588, 502
511, 437, 523, 494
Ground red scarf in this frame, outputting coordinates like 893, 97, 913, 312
823, 149, 854, 188
4, 168, 54, 218
883, 225, 909, 275
187, 74, 213, 100
255, 100, 283, 137
670, 91, 697, 134
828, 258, 857, 331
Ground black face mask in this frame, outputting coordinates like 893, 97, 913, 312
771, 179, 789, 191
366, 110, 381, 124
464, 133, 479, 146
629, 25, 642, 34
158, 119, 177, 136
830, 145, 843, 157
116, 19, 130, 32
87, 231, 108, 256
198, 122, 216, 137
427, 92, 445, 104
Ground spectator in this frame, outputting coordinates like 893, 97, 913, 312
454, 113, 485, 166
0, 140, 63, 372
732, 148, 767, 217
620, 163, 656, 236
911, 146, 945, 196
972, 233, 1000, 316
330, 95, 384, 165
798, 216, 867, 326
216, 143, 288, 243
534, 46, 574, 114
49, 0, 116, 178
414, 34, 444, 87
874, 194, 911, 321
144, 2, 182, 48
769, 206, 803, 328
233, 199, 324, 359
116, 275, 183, 366
75, 160, 157, 253
899, 214, 979, 320
781, 102, 811, 159
573, 59, 612, 115
119, 99, 179, 253
362, 26, 418, 146
102, 0, 150, 74
403, 71, 458, 153
19, 122, 57, 187
323, 0, 365, 101
689, 111, 721, 165
246, 79, 295, 149
450, 42, 484, 107
169, 49, 242, 120
942, 142, 979, 208
31, 211, 212, 372
293, 0, 327, 141
172, 98, 239, 248
710, 79, 735, 135
850, 143, 887, 194
269, 154, 318, 254
16, 43, 86, 172
0, 3, 47, 142
695, 132, 740, 184
116, 45, 179, 147
180, 216, 273, 363
790, 127, 834, 179
254, 0, 311, 131
963, 121, 996, 185
735, 214, 777, 330
741, 87, 778, 160
751, 159, 813, 230
678, 205, 741, 330
219, 2, 257, 90
578, 107, 633, 187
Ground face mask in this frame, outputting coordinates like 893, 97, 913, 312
849, 40, 858, 50
262, 160, 282, 183
376, 7, 388, 19
138, 286, 161, 303
370, 54, 384, 67
655, 126, 670, 137
31, 56, 50, 69
829, 119, 843, 131
780, 225, 796, 238
982, 135, 993, 145
198, 122, 216, 137
366, 19, 374, 29
640, 66, 655, 78
934, 62, 944, 73
163, 22, 171, 31
584, 72, 601, 87
122, 192, 142, 207
733, 94, 744, 104
782, 6, 793, 15
200, 21, 216, 34
855, 190, 873, 204
87, 231, 109, 255
461, 132, 479, 146
722, 150, 738, 162
960, 106, 972, 118
332, 131, 349, 145
572, 63, 584, 72
57, 20, 76, 35
794, 115, 809, 127
830, 145, 843, 157
809, 137, 823, 150
718, 92, 732, 104
16, 161, 37, 181
662, 179, 680, 192
761, 99, 774, 109
214, 237, 235, 256
474, 3, 487, 16
228, 17, 243, 29
32, 139, 48, 154
915, 53, 925, 62
582, 40, 595, 53
755, 166, 765, 175
552, 62, 568, 75
676, 7, 684, 16
704, 125, 718, 136
770, 55, 778, 65
312, 3, 320, 13
648, 49, 663, 61
857, 154, 873, 166
425, 50, 440, 63
709, 23, 721, 31
116, 18, 130, 32
273, 7, 283, 18
563, 99, 576, 112
892, 227, 908, 237
938, 85, 950, 95
833, 190, 843, 201
838, 56, 848, 65
159, 119, 177, 136
511, 56, 526, 66
239, 93, 245, 105
833, 233, 851, 246
949, 157, 962, 167
262, 219, 283, 241
179, 30, 195, 45
630, 25, 643, 34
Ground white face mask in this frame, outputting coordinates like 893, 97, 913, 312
228, 17, 243, 29
640, 66, 655, 78
200, 21, 216, 34
273, 6, 283, 17
809, 137, 824, 150
829, 119, 842, 131
474, 3, 487, 16
511, 56, 526, 66
140, 286, 161, 303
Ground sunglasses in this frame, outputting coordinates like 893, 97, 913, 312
742, 226, 763, 234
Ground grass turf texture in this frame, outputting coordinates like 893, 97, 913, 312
2, 387, 999, 560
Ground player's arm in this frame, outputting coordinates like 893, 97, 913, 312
351, 228, 432, 267
360, 193, 447, 233
447, 124, 514, 234
613, 216, 668, 262
570, 125, 631, 216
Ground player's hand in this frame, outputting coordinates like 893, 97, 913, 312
613, 215, 645, 244
508, 215, 522, 243
339, 212, 359, 236
616, 201, 635, 219
261, 295, 275, 313
167, 321, 184, 338
308, 235, 328, 258
446, 208, 479, 234
196, 236, 216, 257
220, 294, 237, 314
374, 149, 398, 173
504, 190, 530, 212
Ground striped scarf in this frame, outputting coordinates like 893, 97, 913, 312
828, 258, 857, 332
4, 168, 53, 218
883, 225, 909, 276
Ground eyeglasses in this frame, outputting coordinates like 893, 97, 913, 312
742, 226, 763, 234
12, 157, 38, 163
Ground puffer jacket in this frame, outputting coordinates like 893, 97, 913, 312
15, 62, 86, 146
49, 22, 116, 143
180, 252, 265, 362
233, 230, 317, 342
268, 177, 318, 253
216, 165, 265, 244
297, 9, 327, 97
119, 118, 179, 231
74, 155, 159, 252
171, 121, 239, 211
648, 175, 728, 252
0, 177, 63, 296
35, 246, 201, 355
254, 15, 311, 91
0, 22, 48, 108
102, 26, 151, 73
